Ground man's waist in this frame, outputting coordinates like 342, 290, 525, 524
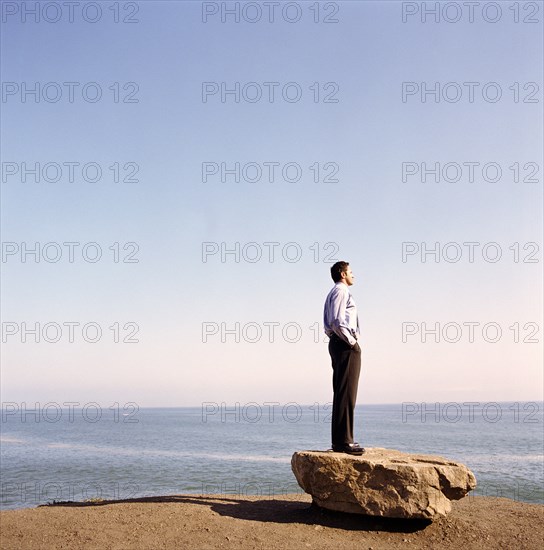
328, 331, 359, 341
326, 327, 359, 336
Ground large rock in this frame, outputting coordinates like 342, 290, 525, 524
291, 448, 476, 520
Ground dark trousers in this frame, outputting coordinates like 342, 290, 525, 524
328, 334, 361, 446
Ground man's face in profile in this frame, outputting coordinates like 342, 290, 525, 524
342, 267, 354, 286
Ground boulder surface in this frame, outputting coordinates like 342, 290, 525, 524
291, 448, 476, 519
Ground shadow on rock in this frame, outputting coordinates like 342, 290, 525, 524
44, 494, 430, 533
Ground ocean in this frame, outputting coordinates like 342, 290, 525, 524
1, 402, 543, 511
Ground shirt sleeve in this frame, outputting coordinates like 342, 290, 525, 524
329, 287, 357, 346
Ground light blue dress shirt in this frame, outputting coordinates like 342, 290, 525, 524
323, 282, 360, 347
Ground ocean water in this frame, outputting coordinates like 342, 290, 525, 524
1, 402, 543, 510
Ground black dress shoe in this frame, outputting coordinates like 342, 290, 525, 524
332, 443, 365, 455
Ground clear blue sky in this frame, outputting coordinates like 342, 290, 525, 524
1, 0, 542, 406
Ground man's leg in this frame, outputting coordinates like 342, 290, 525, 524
330, 336, 361, 446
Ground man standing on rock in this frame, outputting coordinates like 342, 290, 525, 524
323, 261, 365, 455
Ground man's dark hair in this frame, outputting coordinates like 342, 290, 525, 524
330, 261, 349, 283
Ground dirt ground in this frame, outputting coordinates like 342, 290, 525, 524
1, 493, 543, 550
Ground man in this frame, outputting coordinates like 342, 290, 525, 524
323, 261, 364, 455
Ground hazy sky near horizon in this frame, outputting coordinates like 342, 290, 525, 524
1, 0, 543, 407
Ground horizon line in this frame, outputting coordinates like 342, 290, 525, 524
2, 399, 543, 409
